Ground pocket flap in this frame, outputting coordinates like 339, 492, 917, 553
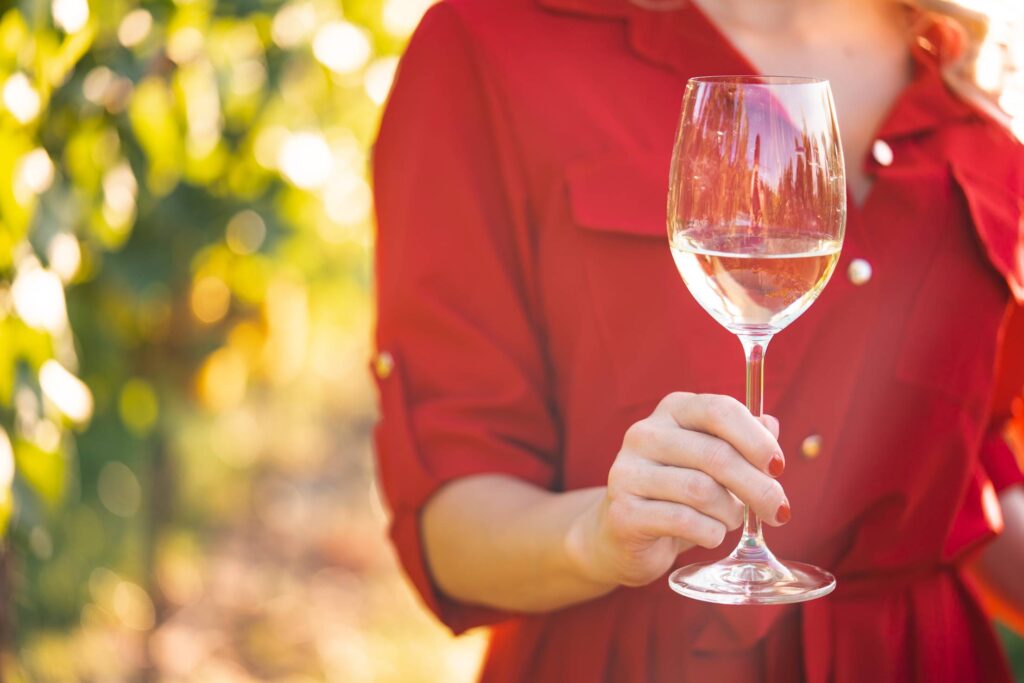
565, 151, 670, 238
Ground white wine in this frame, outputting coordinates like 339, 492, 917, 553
670, 233, 841, 336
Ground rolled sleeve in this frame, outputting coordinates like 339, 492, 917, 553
369, 3, 559, 634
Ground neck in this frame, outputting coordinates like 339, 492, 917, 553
703, 0, 895, 34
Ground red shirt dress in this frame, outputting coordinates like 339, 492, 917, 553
369, 0, 1024, 680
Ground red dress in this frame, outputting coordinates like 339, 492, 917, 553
369, 0, 1024, 680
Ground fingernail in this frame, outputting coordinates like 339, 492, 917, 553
768, 454, 785, 477
776, 500, 791, 524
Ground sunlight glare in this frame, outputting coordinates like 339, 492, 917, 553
383, 0, 434, 38
102, 161, 138, 229
313, 22, 372, 75
0, 428, 14, 499
279, 132, 333, 189
40, 360, 94, 423
272, 1, 318, 48
52, 0, 89, 34
48, 233, 82, 283
3, 73, 41, 124
14, 148, 55, 204
12, 261, 67, 333
364, 57, 399, 104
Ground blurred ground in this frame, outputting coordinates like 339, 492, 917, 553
16, 348, 490, 681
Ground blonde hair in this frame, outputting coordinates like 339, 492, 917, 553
907, 0, 1022, 138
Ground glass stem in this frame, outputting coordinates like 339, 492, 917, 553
735, 335, 772, 560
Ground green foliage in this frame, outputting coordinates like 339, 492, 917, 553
0, 0, 413, 677
998, 624, 1024, 681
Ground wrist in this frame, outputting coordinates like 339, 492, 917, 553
562, 488, 619, 590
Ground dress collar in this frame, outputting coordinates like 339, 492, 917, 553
534, 0, 631, 18
534, 0, 754, 77
533, 0, 979, 138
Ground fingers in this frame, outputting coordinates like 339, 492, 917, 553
630, 463, 744, 531
657, 392, 785, 476
610, 496, 729, 550
618, 394, 791, 530
638, 427, 790, 526
759, 414, 780, 440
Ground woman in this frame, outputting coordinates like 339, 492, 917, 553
370, 0, 1024, 680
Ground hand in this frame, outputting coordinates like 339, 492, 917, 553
566, 392, 789, 588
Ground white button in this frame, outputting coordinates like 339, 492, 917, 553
801, 435, 822, 459
872, 139, 894, 167
848, 258, 872, 286
373, 350, 395, 379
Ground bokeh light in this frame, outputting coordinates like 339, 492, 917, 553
39, 360, 93, 423
272, 1, 319, 48
12, 261, 68, 333
191, 275, 232, 324
51, 0, 89, 34
97, 461, 142, 518
196, 347, 248, 410
225, 210, 267, 255
313, 22, 373, 75
278, 131, 333, 189
119, 378, 159, 435
117, 9, 152, 48
382, 0, 434, 37
0, 428, 14, 496
167, 27, 205, 65
364, 56, 400, 104
14, 148, 56, 203
101, 162, 138, 231
3, 73, 41, 123
47, 233, 82, 283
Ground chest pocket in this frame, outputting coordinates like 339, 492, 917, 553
891, 158, 1018, 409
565, 152, 745, 411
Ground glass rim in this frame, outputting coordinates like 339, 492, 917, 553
687, 75, 829, 86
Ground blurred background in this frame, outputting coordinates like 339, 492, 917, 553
0, 0, 1019, 681
0, 0, 489, 680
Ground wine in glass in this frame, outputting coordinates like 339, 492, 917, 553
667, 76, 845, 605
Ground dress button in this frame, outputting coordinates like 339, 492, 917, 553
801, 434, 822, 459
847, 258, 872, 286
373, 350, 395, 379
872, 139, 894, 167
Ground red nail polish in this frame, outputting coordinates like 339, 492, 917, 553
776, 501, 791, 524
768, 454, 785, 477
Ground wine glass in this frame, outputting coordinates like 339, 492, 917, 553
666, 76, 845, 605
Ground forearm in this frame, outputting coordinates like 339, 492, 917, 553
422, 474, 617, 613
965, 484, 1024, 635
419, 395, 789, 615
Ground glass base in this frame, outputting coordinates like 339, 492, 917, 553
668, 551, 836, 605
